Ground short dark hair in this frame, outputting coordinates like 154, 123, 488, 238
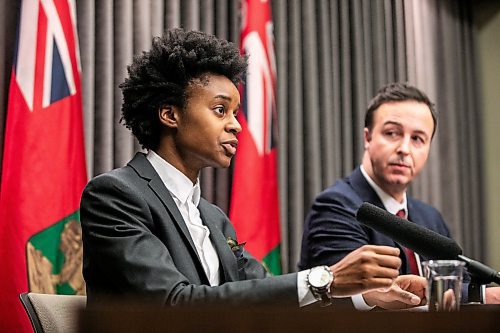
119, 28, 248, 150
365, 82, 437, 138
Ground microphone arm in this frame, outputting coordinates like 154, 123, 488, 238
457, 255, 500, 303
457, 255, 500, 285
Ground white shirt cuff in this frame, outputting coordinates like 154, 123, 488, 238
297, 269, 317, 307
298, 269, 376, 310
351, 293, 375, 311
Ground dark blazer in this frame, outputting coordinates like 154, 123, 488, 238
81, 153, 297, 306
299, 167, 451, 273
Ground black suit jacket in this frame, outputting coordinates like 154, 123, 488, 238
81, 153, 297, 306
299, 167, 451, 272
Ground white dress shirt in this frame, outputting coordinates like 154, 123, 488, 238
360, 165, 408, 216
147, 150, 220, 286
360, 165, 422, 275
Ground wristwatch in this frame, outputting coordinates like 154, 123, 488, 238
306, 265, 334, 306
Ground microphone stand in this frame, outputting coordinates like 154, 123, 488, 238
467, 280, 484, 304
458, 255, 500, 303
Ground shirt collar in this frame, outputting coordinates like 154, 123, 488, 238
360, 165, 407, 216
146, 150, 200, 206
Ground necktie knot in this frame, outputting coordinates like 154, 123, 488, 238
396, 209, 406, 218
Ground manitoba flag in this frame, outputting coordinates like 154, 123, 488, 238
0, 0, 87, 331
230, 0, 281, 274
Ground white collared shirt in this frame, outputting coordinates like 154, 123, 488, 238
147, 150, 220, 286
347, 166, 411, 310
360, 165, 422, 276
360, 165, 407, 216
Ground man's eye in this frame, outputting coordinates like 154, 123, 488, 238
412, 136, 425, 144
385, 131, 397, 137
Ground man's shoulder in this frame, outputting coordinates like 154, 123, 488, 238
407, 197, 449, 234
408, 196, 442, 216
314, 170, 364, 205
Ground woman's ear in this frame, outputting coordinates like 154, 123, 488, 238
159, 105, 178, 128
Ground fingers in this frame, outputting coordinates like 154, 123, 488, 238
352, 245, 401, 269
358, 244, 400, 256
396, 275, 427, 289
363, 277, 398, 291
353, 245, 402, 270
442, 289, 457, 310
362, 284, 423, 309
362, 274, 428, 310
391, 287, 422, 306
485, 287, 500, 304
329, 245, 404, 297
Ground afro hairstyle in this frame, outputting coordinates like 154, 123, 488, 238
119, 28, 248, 150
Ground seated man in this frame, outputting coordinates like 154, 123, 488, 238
80, 29, 426, 310
300, 82, 500, 304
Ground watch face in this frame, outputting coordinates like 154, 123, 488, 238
309, 267, 331, 288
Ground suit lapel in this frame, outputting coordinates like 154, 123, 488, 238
350, 167, 405, 251
198, 200, 239, 282
350, 167, 386, 210
406, 199, 419, 223
128, 153, 207, 282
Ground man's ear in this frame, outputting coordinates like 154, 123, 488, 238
159, 105, 178, 128
363, 127, 372, 149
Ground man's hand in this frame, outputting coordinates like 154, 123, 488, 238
328, 245, 401, 297
485, 286, 500, 304
362, 275, 427, 309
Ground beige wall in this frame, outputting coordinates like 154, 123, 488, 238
478, 8, 500, 269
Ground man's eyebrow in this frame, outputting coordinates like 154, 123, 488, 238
383, 121, 430, 138
382, 120, 402, 127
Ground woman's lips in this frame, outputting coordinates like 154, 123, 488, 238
222, 140, 238, 155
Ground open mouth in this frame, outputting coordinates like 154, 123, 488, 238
222, 140, 238, 155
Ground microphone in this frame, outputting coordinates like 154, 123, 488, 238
356, 202, 462, 259
356, 202, 500, 285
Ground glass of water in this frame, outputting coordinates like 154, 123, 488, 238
423, 260, 465, 311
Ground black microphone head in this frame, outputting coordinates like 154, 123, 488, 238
356, 202, 462, 259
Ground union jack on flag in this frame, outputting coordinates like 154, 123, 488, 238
0, 0, 87, 331
14, 0, 81, 111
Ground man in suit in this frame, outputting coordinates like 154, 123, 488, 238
81, 29, 428, 309
299, 82, 500, 304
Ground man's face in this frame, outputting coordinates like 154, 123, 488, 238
363, 101, 434, 197
172, 73, 241, 173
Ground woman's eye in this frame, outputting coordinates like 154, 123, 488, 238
214, 106, 225, 115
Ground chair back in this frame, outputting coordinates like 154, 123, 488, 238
19, 292, 87, 333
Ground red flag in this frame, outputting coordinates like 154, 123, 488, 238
230, 0, 281, 274
0, 0, 87, 331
